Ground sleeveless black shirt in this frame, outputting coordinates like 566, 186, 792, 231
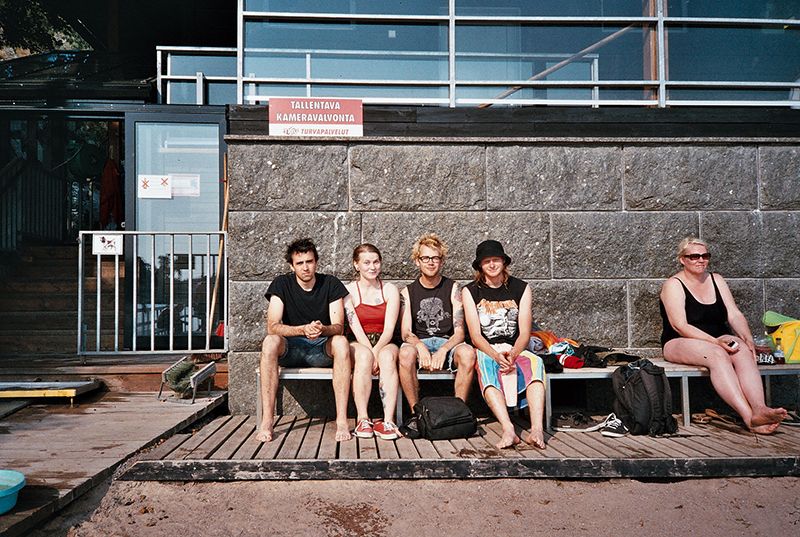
660, 273, 730, 347
407, 276, 455, 339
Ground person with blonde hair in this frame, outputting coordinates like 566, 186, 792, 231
462, 240, 546, 449
344, 243, 402, 440
659, 237, 787, 434
398, 233, 476, 413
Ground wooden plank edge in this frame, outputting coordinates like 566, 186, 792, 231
119, 456, 800, 481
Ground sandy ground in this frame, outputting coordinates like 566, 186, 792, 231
28, 475, 800, 537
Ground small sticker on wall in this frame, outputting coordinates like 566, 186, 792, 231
171, 174, 201, 197
137, 174, 172, 199
92, 234, 123, 256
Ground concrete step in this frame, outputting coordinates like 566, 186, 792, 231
0, 294, 117, 311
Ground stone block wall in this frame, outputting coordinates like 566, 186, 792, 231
225, 139, 800, 415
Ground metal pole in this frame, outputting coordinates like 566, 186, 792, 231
170, 234, 175, 351
132, 238, 138, 352
150, 236, 155, 351
77, 232, 84, 360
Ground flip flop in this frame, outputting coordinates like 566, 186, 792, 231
782, 411, 800, 427
704, 408, 739, 426
691, 413, 712, 425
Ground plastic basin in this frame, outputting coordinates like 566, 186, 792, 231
0, 470, 25, 515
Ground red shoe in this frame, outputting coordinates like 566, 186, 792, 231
354, 418, 374, 438
373, 420, 400, 440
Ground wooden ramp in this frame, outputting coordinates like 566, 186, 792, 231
0, 391, 226, 537
122, 413, 800, 481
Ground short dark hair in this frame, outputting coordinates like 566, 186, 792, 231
285, 238, 319, 264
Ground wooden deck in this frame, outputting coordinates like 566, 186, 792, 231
122, 413, 800, 481
0, 391, 227, 537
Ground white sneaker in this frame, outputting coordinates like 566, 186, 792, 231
600, 414, 629, 438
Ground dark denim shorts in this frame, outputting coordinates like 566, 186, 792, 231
278, 336, 333, 367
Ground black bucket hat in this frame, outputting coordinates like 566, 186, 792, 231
472, 240, 512, 270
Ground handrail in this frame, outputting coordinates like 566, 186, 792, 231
77, 231, 229, 356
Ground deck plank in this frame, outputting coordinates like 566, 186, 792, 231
164, 415, 231, 460
464, 431, 505, 459
358, 436, 380, 460
376, 439, 400, 460
394, 436, 420, 459
338, 419, 358, 460
317, 418, 339, 460
189, 415, 249, 459
296, 417, 326, 459
275, 417, 311, 459
253, 416, 296, 459
143, 433, 192, 461
411, 438, 441, 459
212, 416, 257, 460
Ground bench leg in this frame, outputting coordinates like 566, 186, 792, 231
545, 376, 553, 433
256, 369, 262, 426
681, 376, 690, 428
764, 376, 772, 406
396, 392, 404, 425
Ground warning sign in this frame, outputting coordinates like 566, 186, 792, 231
268, 98, 363, 137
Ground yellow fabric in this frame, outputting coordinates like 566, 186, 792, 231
771, 320, 800, 363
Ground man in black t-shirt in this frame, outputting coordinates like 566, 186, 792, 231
256, 238, 352, 443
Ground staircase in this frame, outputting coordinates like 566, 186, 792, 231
0, 244, 119, 355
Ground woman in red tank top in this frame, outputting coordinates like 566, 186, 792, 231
345, 244, 401, 440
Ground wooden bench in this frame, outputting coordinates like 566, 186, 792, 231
257, 362, 800, 432
256, 367, 455, 425
545, 361, 800, 432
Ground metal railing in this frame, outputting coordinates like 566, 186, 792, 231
77, 231, 228, 356
156, 2, 800, 108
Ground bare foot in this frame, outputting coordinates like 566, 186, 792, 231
750, 422, 780, 435
495, 429, 521, 449
523, 428, 546, 449
750, 407, 788, 427
335, 420, 352, 442
255, 425, 273, 443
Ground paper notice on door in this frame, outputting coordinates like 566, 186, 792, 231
170, 174, 201, 197
137, 174, 172, 199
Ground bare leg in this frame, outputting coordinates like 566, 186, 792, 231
522, 380, 546, 448
664, 338, 784, 431
256, 335, 284, 442
483, 386, 520, 449
328, 335, 353, 441
728, 345, 787, 426
350, 342, 373, 424
452, 345, 476, 402
398, 344, 420, 410
377, 344, 400, 423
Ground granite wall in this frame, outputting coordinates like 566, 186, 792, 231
225, 139, 800, 415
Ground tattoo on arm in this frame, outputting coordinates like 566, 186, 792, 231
453, 306, 464, 330
345, 304, 356, 326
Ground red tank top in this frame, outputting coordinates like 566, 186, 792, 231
354, 282, 387, 334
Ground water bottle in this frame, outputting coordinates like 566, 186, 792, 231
774, 338, 786, 365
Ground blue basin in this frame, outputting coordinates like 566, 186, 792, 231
0, 470, 25, 515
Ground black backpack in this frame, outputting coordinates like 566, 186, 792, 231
611, 358, 678, 436
410, 396, 477, 440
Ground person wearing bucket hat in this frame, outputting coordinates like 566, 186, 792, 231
463, 240, 546, 449
659, 237, 787, 434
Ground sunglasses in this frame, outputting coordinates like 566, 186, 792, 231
683, 253, 711, 261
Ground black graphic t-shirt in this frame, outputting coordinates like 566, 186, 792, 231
265, 273, 348, 326
407, 276, 455, 338
465, 276, 528, 346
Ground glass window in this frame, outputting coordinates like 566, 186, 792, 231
245, 0, 448, 16
456, 0, 647, 17
310, 84, 448, 100
313, 53, 447, 81
207, 83, 238, 105
167, 82, 197, 104
667, 88, 797, 103
245, 21, 447, 53
666, 0, 800, 19
169, 54, 237, 77
244, 83, 308, 102
456, 24, 652, 82
667, 26, 800, 82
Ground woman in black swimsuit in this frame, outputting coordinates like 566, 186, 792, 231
660, 237, 787, 434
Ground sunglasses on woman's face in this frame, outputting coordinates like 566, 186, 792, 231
683, 253, 711, 261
